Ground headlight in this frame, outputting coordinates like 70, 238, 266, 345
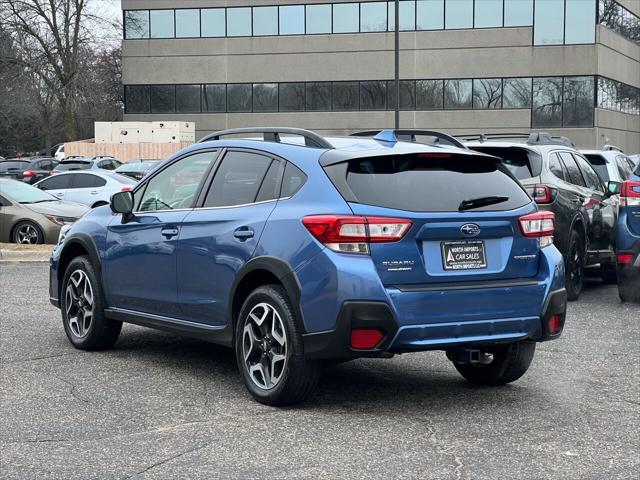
46, 215, 77, 226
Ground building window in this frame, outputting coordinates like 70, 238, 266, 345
306, 4, 332, 34
253, 83, 278, 112
444, 79, 472, 109
599, 0, 640, 45
176, 85, 201, 113
333, 3, 360, 33
360, 81, 387, 110
388, 1, 416, 31
360, 1, 388, 32
124, 11, 149, 39
203, 84, 227, 112
473, 79, 503, 109
597, 77, 640, 115
228, 84, 252, 112
534, 0, 566, 45
125, 85, 150, 113
306, 82, 332, 111
279, 5, 305, 35
563, 76, 595, 126
565, 0, 596, 44
416, 80, 444, 109
279, 83, 306, 111
532, 77, 563, 127
504, 0, 533, 27
333, 82, 360, 111
503, 78, 532, 108
445, 0, 473, 30
416, 0, 444, 30
227, 7, 252, 37
387, 80, 417, 110
176, 9, 200, 38
150, 85, 175, 113
253, 6, 278, 37
201, 9, 226, 37
474, 0, 503, 28
150, 10, 174, 39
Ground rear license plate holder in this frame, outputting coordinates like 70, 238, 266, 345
441, 240, 487, 270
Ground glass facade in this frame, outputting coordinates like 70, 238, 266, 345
124, 1, 608, 45
597, 77, 640, 115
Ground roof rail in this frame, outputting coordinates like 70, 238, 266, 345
603, 144, 624, 153
350, 129, 467, 149
198, 127, 334, 149
455, 132, 574, 147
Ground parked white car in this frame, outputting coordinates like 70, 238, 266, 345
54, 144, 65, 161
34, 171, 137, 208
581, 145, 637, 183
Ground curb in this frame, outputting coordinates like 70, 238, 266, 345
0, 244, 53, 262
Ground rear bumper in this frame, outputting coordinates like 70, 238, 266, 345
303, 288, 567, 360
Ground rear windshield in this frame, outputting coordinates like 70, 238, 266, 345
583, 154, 609, 181
56, 161, 90, 171
324, 153, 531, 212
0, 161, 29, 172
468, 146, 542, 180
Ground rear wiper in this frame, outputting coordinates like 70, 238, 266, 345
459, 196, 509, 211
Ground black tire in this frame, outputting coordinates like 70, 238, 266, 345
235, 285, 321, 406
60, 256, 121, 351
565, 230, 585, 301
451, 341, 536, 386
11, 220, 44, 244
600, 262, 618, 285
618, 271, 640, 303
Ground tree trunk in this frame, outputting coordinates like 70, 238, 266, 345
62, 102, 76, 141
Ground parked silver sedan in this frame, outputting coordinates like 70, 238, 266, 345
34, 170, 137, 208
0, 179, 88, 244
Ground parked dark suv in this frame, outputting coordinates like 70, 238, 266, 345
462, 133, 619, 300
0, 157, 58, 184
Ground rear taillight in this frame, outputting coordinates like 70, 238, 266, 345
617, 252, 635, 265
302, 215, 412, 254
620, 181, 640, 207
525, 184, 554, 204
22, 170, 34, 178
519, 211, 555, 248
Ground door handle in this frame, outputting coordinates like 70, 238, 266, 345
54, 193, 63, 197
234, 227, 255, 240
90, 191, 98, 195
161, 227, 179, 238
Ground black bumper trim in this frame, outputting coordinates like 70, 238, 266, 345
303, 301, 398, 360
393, 278, 541, 292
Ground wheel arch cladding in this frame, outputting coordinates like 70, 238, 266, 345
57, 235, 101, 297
229, 256, 305, 334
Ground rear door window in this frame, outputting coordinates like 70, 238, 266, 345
548, 153, 567, 181
203, 151, 273, 208
324, 153, 531, 212
281, 162, 307, 197
615, 155, 632, 179
584, 154, 609, 182
37, 174, 73, 190
558, 152, 585, 187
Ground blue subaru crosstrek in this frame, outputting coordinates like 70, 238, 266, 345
49, 128, 567, 405
616, 180, 640, 303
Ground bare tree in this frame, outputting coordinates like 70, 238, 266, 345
0, 0, 96, 141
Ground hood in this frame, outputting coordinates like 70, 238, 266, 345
25, 200, 90, 219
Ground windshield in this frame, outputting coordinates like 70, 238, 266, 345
118, 161, 155, 172
584, 154, 609, 182
0, 180, 57, 203
56, 161, 91, 171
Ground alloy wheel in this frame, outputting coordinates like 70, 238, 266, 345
65, 270, 94, 338
15, 224, 39, 244
242, 302, 287, 390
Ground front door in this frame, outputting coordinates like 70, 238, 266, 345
104, 151, 218, 317
177, 151, 283, 324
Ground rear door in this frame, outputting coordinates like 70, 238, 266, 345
35, 173, 73, 200
176, 150, 283, 324
324, 152, 537, 286
64, 173, 104, 206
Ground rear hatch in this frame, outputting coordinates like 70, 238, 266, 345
323, 151, 540, 287
0, 161, 29, 179
467, 145, 542, 186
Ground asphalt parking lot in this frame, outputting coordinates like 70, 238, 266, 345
1, 262, 638, 480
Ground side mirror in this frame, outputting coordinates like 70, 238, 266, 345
110, 191, 134, 221
605, 181, 621, 197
